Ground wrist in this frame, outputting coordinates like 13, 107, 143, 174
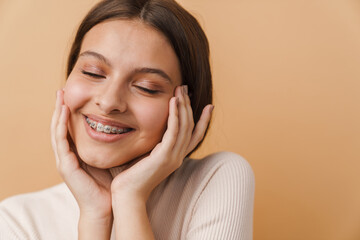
111, 192, 155, 240
78, 213, 113, 240
111, 182, 152, 204
112, 191, 147, 211
79, 208, 113, 224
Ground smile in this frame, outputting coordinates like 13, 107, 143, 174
85, 117, 133, 134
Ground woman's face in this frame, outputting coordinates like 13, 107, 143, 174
64, 19, 182, 169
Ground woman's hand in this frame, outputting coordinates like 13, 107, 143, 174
111, 85, 213, 199
51, 90, 113, 239
110, 85, 213, 239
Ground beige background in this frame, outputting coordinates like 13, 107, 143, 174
1, 0, 359, 239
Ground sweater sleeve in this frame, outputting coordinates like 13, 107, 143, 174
0, 201, 30, 240
0, 184, 78, 240
185, 152, 255, 240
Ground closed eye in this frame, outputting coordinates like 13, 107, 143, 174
81, 70, 105, 79
136, 86, 160, 94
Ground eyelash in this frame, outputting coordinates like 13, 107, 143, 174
136, 86, 160, 95
81, 70, 105, 79
82, 70, 159, 95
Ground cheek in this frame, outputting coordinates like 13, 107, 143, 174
63, 77, 91, 112
137, 100, 170, 134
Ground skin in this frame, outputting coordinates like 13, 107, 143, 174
51, 19, 213, 240
64, 19, 182, 169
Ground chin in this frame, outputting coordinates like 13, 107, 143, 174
76, 144, 151, 169
76, 147, 125, 169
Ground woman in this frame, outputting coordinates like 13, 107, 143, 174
0, 0, 254, 239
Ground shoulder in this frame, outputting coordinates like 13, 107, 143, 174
0, 183, 74, 213
0, 183, 78, 240
197, 151, 253, 173
179, 152, 255, 240
180, 151, 255, 188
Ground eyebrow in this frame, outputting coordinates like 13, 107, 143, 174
79, 50, 173, 83
132, 67, 172, 83
79, 51, 112, 67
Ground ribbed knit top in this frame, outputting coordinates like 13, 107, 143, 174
0, 151, 255, 240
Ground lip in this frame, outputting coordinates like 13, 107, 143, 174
83, 115, 134, 143
84, 114, 133, 129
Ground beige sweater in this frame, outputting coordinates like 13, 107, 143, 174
0, 152, 255, 240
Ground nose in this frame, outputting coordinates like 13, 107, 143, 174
94, 83, 127, 114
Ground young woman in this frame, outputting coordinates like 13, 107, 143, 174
0, 0, 255, 239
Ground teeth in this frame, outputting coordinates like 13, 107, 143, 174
96, 123, 104, 132
86, 117, 131, 134
104, 125, 111, 133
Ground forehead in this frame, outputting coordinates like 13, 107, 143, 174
79, 19, 182, 85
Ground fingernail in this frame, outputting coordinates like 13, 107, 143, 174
210, 105, 214, 113
183, 85, 188, 95
175, 97, 179, 105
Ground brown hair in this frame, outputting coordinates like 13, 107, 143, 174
67, 0, 212, 155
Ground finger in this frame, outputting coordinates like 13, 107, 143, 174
51, 90, 64, 148
159, 96, 179, 152
55, 105, 75, 169
183, 85, 195, 143
172, 85, 192, 155
56, 105, 70, 156
186, 104, 214, 155
51, 90, 63, 161
183, 86, 194, 127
